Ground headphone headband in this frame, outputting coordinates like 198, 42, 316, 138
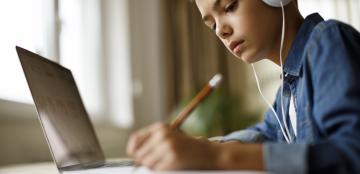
262, 0, 293, 7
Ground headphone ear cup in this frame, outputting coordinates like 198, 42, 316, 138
262, 0, 293, 7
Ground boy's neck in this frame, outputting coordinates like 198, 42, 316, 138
269, 4, 304, 67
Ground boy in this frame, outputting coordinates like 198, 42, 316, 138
127, 0, 360, 173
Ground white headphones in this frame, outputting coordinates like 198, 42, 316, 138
262, 0, 293, 7
252, 0, 296, 144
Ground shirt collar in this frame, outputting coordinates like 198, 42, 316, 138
283, 13, 324, 77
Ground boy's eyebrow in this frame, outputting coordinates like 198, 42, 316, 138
201, 0, 221, 22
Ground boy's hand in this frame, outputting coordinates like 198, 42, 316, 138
126, 122, 219, 171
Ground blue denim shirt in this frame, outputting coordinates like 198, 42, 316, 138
223, 13, 360, 174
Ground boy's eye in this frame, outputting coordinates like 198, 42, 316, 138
225, 0, 238, 13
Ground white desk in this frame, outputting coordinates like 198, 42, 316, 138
0, 162, 267, 174
0, 162, 58, 174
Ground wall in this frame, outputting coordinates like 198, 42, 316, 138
0, 99, 130, 166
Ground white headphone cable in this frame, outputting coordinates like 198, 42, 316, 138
279, 1, 293, 143
251, 64, 291, 143
249, 1, 293, 144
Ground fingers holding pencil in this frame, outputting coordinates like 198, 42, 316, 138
127, 73, 223, 169
127, 122, 219, 170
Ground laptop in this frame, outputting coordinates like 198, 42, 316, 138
15, 46, 136, 173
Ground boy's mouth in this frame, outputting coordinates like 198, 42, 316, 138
229, 40, 245, 54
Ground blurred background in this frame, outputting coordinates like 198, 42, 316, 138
0, 0, 359, 167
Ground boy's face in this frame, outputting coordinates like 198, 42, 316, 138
195, 0, 282, 63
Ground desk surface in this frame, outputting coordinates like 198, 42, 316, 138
0, 162, 267, 174
0, 162, 58, 174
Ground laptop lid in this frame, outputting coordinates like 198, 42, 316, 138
16, 46, 105, 169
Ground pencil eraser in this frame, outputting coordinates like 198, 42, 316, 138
209, 74, 223, 88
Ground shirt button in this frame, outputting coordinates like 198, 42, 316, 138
280, 73, 289, 79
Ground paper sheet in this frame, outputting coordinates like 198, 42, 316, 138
63, 166, 267, 174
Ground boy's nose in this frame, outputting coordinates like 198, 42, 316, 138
216, 25, 232, 39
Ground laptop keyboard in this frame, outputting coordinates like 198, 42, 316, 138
102, 161, 134, 168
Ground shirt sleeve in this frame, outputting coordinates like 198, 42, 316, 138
305, 21, 360, 174
222, 95, 281, 143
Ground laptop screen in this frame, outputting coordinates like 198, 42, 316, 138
16, 46, 105, 168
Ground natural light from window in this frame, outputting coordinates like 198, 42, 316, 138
0, 0, 47, 103
59, 0, 106, 120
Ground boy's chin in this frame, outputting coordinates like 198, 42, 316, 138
237, 55, 258, 64
231, 50, 260, 64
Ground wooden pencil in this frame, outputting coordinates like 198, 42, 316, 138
170, 74, 223, 130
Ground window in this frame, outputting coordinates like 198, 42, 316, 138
0, 0, 50, 103
59, 0, 105, 120
59, 0, 134, 127
0, 0, 134, 128
299, 0, 360, 30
